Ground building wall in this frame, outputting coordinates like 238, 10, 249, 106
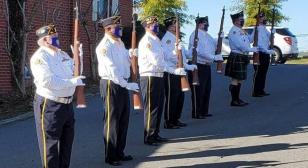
0, 0, 132, 95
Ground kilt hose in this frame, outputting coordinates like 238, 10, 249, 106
33, 94, 75, 168
225, 52, 250, 80
100, 79, 130, 162
252, 52, 270, 95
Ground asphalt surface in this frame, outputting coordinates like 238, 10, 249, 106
1, 64, 308, 168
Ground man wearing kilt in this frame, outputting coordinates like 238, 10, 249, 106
138, 16, 186, 145
96, 16, 139, 166
161, 17, 197, 129
250, 12, 276, 97
225, 11, 258, 106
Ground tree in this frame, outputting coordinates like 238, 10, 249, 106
231, 0, 288, 26
135, 0, 191, 25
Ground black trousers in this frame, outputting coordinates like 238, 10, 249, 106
253, 52, 270, 94
34, 94, 75, 168
100, 79, 130, 162
140, 76, 165, 142
164, 72, 184, 124
188, 64, 212, 118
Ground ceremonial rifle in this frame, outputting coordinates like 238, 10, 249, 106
191, 14, 200, 85
73, 1, 86, 108
215, 6, 225, 73
131, 13, 143, 110
175, 15, 190, 91
269, 6, 276, 64
252, 3, 261, 65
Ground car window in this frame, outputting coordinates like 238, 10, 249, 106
276, 28, 295, 37
243, 28, 253, 35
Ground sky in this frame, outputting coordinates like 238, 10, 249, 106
182, 0, 308, 51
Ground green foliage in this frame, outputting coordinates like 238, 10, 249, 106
231, 0, 288, 26
135, 0, 192, 25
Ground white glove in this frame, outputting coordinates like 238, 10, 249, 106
175, 42, 184, 50
185, 64, 197, 71
249, 47, 258, 53
214, 54, 223, 61
70, 76, 86, 86
174, 68, 187, 76
126, 82, 139, 92
70, 43, 83, 56
271, 29, 276, 34
267, 49, 276, 55
129, 48, 138, 58
220, 31, 225, 38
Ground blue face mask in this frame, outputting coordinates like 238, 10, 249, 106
113, 26, 122, 38
51, 36, 60, 48
151, 24, 159, 34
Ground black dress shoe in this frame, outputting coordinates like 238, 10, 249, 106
120, 155, 133, 161
106, 160, 121, 166
238, 99, 249, 106
164, 122, 180, 129
205, 114, 213, 117
252, 93, 264, 97
231, 100, 246, 107
174, 120, 187, 127
195, 115, 206, 119
261, 92, 270, 96
155, 135, 169, 142
144, 140, 159, 146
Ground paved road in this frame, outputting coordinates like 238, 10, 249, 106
1, 64, 308, 168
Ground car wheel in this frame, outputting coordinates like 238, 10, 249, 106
273, 47, 284, 64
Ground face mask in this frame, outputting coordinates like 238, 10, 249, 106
151, 24, 159, 34
240, 20, 245, 27
51, 36, 60, 48
204, 25, 209, 31
112, 26, 122, 38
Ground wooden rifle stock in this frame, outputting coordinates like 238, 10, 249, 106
191, 14, 200, 85
215, 6, 225, 73
131, 13, 142, 110
175, 15, 190, 92
252, 3, 261, 65
73, 1, 86, 108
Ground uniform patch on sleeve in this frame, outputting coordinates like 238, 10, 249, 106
166, 40, 171, 44
34, 58, 43, 65
102, 48, 107, 56
146, 43, 152, 49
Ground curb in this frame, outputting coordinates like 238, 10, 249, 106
0, 112, 33, 127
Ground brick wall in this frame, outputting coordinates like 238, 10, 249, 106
0, 0, 132, 95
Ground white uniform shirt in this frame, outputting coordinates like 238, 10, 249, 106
138, 31, 166, 77
249, 25, 272, 53
30, 46, 75, 99
229, 25, 252, 54
96, 34, 130, 86
188, 29, 216, 64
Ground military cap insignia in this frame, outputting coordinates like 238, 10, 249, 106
146, 43, 152, 49
166, 40, 171, 44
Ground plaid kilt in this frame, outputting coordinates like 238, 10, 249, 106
225, 52, 250, 80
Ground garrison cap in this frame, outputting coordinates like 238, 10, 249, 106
195, 16, 208, 24
98, 16, 121, 28
231, 11, 244, 21
164, 16, 176, 28
36, 24, 57, 38
142, 16, 158, 26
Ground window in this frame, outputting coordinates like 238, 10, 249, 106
92, 0, 107, 21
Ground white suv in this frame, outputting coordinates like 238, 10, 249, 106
221, 27, 299, 64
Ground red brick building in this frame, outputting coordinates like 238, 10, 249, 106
0, 0, 132, 95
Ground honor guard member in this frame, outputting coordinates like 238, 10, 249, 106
250, 12, 275, 97
162, 16, 197, 129
138, 16, 186, 145
30, 24, 85, 168
96, 16, 138, 166
225, 11, 258, 106
188, 16, 223, 119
